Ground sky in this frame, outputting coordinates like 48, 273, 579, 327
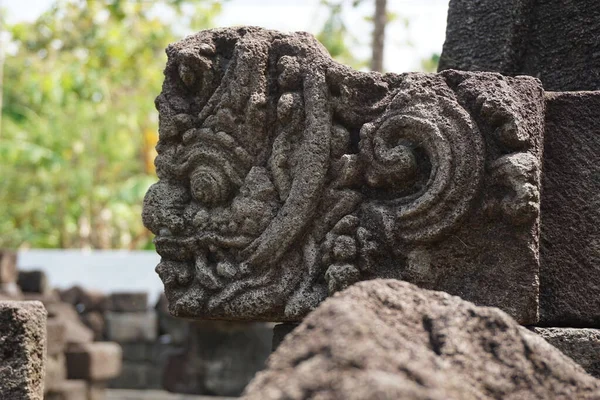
1, 0, 450, 73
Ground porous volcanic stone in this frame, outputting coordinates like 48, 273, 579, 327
439, 0, 600, 91
0, 301, 47, 400
44, 353, 66, 394
143, 27, 545, 324
66, 342, 122, 381
540, 92, 600, 327
243, 280, 600, 400
532, 327, 600, 378
46, 302, 94, 344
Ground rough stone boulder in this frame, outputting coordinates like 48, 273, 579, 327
243, 280, 600, 400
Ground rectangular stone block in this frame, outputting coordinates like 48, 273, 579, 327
60, 285, 107, 313
44, 353, 66, 394
540, 92, 600, 327
18, 269, 50, 294
532, 327, 600, 378
88, 383, 106, 400
47, 318, 67, 356
46, 302, 94, 344
143, 27, 545, 324
105, 311, 157, 342
66, 342, 122, 381
0, 300, 46, 400
108, 362, 150, 390
107, 292, 148, 312
440, 0, 600, 91
45, 380, 87, 400
0, 250, 17, 284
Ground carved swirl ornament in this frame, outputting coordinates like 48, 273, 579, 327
142, 28, 537, 321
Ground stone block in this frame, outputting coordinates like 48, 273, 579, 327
108, 362, 150, 390
244, 280, 600, 399
46, 302, 94, 344
47, 317, 67, 356
540, 92, 600, 327
44, 353, 66, 393
439, 0, 600, 91
81, 311, 106, 341
163, 321, 272, 396
18, 269, 50, 294
155, 293, 189, 345
120, 343, 152, 362
105, 311, 157, 342
66, 342, 122, 381
0, 300, 46, 400
143, 27, 545, 324
532, 327, 600, 378
88, 383, 106, 400
107, 292, 148, 312
45, 380, 87, 400
60, 285, 106, 313
0, 250, 17, 283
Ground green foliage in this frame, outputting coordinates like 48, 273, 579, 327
316, 1, 367, 69
421, 53, 440, 73
0, 0, 220, 249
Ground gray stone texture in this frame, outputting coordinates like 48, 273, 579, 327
540, 92, 600, 327
60, 285, 107, 313
532, 327, 600, 378
143, 27, 545, 324
0, 301, 47, 400
244, 280, 600, 400
439, 0, 600, 91
46, 302, 94, 344
44, 353, 66, 394
107, 292, 148, 313
163, 321, 272, 397
47, 317, 67, 356
65, 342, 123, 381
105, 311, 157, 342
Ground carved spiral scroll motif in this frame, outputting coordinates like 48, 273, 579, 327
360, 89, 485, 244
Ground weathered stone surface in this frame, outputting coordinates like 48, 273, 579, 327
163, 321, 272, 396
46, 380, 87, 400
105, 311, 157, 342
0, 250, 17, 283
47, 317, 67, 356
46, 302, 94, 344
143, 27, 545, 324
532, 327, 600, 378
244, 280, 600, 400
106, 389, 236, 400
107, 292, 148, 313
44, 353, 66, 394
66, 342, 123, 381
540, 92, 600, 327
0, 301, 47, 400
439, 0, 600, 91
18, 269, 50, 294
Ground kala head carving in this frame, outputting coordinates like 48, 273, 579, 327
143, 27, 545, 324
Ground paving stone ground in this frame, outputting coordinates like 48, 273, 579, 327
105, 389, 236, 400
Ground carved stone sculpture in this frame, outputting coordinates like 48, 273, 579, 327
143, 27, 544, 324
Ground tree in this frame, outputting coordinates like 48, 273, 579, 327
370, 0, 387, 72
0, 0, 221, 249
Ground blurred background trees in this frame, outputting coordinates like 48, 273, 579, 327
0, 0, 440, 250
